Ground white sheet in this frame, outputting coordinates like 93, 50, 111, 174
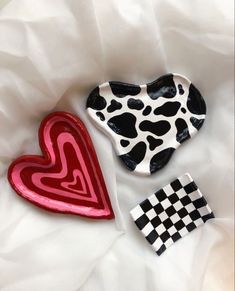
0, 0, 234, 290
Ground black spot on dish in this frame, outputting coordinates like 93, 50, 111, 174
147, 74, 177, 100
187, 83, 206, 115
147, 136, 163, 151
127, 98, 144, 110
109, 81, 141, 98
86, 87, 107, 110
175, 118, 190, 143
107, 113, 137, 138
139, 120, 171, 136
154, 101, 181, 117
96, 112, 105, 121
190, 117, 204, 130
120, 139, 130, 147
107, 100, 122, 113
150, 148, 175, 174
119, 142, 147, 171
143, 106, 152, 116
178, 84, 184, 95
181, 108, 186, 114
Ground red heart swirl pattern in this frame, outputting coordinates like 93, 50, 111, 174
8, 112, 114, 219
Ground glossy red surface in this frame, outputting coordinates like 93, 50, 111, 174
8, 112, 114, 219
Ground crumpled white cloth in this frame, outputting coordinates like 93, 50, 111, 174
0, 0, 234, 290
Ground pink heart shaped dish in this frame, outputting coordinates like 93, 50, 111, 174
8, 112, 114, 220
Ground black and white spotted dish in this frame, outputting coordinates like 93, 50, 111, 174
86, 74, 206, 176
130, 173, 214, 256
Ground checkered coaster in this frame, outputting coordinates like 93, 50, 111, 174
130, 173, 214, 256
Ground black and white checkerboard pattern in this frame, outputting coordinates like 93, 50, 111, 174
130, 173, 214, 256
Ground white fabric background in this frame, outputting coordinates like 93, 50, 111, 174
0, 0, 234, 290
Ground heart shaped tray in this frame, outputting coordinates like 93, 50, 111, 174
86, 73, 206, 176
8, 112, 114, 219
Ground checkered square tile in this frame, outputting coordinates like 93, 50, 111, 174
130, 173, 214, 256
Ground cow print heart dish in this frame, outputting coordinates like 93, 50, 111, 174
8, 112, 114, 219
86, 73, 206, 176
